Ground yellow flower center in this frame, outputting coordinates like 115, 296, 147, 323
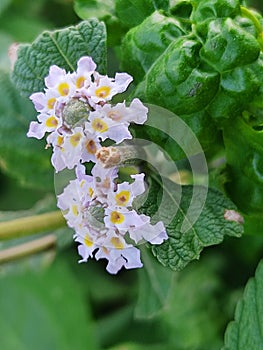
45, 116, 58, 128
115, 190, 130, 206
57, 82, 70, 96
91, 118, 108, 133
84, 234, 93, 247
88, 187, 94, 198
76, 76, 85, 89
57, 135, 64, 146
110, 237, 124, 249
110, 211, 125, 224
95, 86, 111, 99
85, 139, 97, 154
47, 97, 56, 110
71, 204, 79, 216
70, 132, 82, 147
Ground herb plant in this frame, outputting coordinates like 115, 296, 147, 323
0, 0, 263, 349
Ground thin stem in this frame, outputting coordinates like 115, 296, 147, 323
0, 234, 56, 264
0, 211, 66, 241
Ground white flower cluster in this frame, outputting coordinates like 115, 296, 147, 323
28, 56, 168, 274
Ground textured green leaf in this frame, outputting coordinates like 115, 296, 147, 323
11, 20, 107, 97
224, 114, 263, 214
191, 0, 240, 23
139, 175, 243, 271
115, 0, 169, 28
0, 70, 53, 189
200, 18, 260, 72
0, 257, 96, 350
121, 11, 184, 82
223, 259, 263, 350
135, 247, 176, 319
207, 56, 263, 119
136, 37, 220, 115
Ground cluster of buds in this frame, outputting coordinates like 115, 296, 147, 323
28, 56, 168, 274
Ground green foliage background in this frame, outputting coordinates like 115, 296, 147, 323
0, 1, 263, 349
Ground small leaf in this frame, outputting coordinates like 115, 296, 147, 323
11, 19, 107, 97
135, 247, 176, 319
139, 175, 243, 271
223, 259, 263, 350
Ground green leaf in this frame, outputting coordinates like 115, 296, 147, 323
115, 0, 169, 28
191, 0, 240, 23
11, 20, 107, 97
135, 37, 220, 115
73, 0, 125, 46
131, 105, 218, 161
135, 247, 176, 319
121, 11, 185, 82
0, 256, 97, 350
139, 175, 243, 271
223, 115, 263, 214
0, 70, 53, 189
74, 0, 115, 19
162, 255, 224, 349
200, 18, 260, 72
223, 259, 263, 350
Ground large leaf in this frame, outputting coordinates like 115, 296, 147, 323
11, 19, 107, 97
162, 255, 224, 350
121, 11, 185, 82
0, 256, 96, 350
115, 0, 169, 28
139, 175, 243, 271
0, 70, 53, 189
135, 247, 176, 319
223, 259, 263, 350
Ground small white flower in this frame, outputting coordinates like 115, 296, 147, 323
87, 72, 133, 105
30, 89, 58, 114
72, 56, 96, 92
87, 111, 132, 144
45, 65, 75, 102
27, 113, 62, 139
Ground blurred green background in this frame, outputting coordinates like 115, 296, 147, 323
0, 1, 263, 349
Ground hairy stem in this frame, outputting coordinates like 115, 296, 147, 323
0, 211, 66, 241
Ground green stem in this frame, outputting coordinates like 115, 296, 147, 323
0, 211, 66, 241
240, 5, 263, 50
